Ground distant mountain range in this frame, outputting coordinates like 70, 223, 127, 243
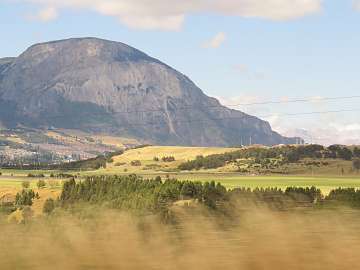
0, 38, 300, 147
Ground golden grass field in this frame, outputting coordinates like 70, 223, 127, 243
0, 176, 62, 220
103, 145, 240, 173
93, 135, 139, 148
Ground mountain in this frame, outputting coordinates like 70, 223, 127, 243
0, 38, 299, 147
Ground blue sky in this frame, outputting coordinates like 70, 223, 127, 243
1, 0, 360, 144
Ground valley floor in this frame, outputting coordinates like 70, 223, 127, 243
1, 171, 359, 195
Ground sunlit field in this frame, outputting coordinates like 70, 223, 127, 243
1, 171, 360, 194
178, 175, 360, 194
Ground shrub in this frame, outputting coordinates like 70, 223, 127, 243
115, 162, 126, 166
353, 159, 360, 172
43, 198, 55, 215
21, 181, 30, 189
130, 160, 142, 166
28, 173, 45, 178
15, 189, 36, 207
37, 179, 46, 189
354, 147, 360, 158
162, 156, 176, 162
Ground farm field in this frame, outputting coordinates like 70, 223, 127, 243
178, 175, 360, 194
104, 173, 360, 194
1, 172, 359, 194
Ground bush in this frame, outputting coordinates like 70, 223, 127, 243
22, 181, 30, 189
353, 159, 360, 172
130, 160, 142, 166
162, 156, 176, 162
28, 173, 45, 178
43, 198, 55, 215
115, 162, 126, 166
37, 179, 46, 189
52, 173, 74, 179
354, 147, 360, 158
15, 189, 35, 207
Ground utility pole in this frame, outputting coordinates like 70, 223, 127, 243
250, 135, 252, 146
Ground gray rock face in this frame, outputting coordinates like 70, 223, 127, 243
0, 38, 297, 146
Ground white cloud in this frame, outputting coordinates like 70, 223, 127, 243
16, 0, 322, 30
284, 124, 360, 146
353, 0, 360, 11
26, 6, 58, 22
35, 6, 58, 21
216, 94, 360, 145
203, 32, 226, 48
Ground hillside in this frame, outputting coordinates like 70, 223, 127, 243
104, 145, 240, 173
0, 128, 138, 165
98, 144, 360, 176
0, 37, 299, 147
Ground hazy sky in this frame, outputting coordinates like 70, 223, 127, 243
1, 0, 360, 144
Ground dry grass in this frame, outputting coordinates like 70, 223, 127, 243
93, 135, 139, 148
1, 206, 360, 269
104, 146, 239, 173
48, 129, 139, 148
1, 182, 61, 222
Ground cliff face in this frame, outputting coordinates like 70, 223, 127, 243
0, 38, 297, 146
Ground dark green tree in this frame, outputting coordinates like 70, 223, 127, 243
353, 159, 360, 172
21, 181, 30, 189
43, 198, 55, 215
354, 147, 360, 158
37, 179, 46, 189
15, 189, 36, 207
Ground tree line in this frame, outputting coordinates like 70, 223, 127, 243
57, 175, 360, 213
4, 175, 360, 217
178, 145, 360, 171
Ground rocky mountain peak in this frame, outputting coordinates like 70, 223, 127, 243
0, 38, 299, 146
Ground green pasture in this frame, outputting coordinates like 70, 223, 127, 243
0, 177, 37, 188
1, 168, 360, 194
184, 175, 360, 194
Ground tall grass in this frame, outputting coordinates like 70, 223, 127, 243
1, 205, 360, 269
